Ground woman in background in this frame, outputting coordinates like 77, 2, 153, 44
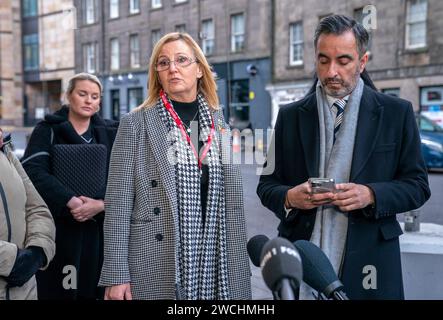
22, 73, 118, 299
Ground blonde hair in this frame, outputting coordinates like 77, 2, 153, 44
142, 32, 219, 110
66, 72, 103, 97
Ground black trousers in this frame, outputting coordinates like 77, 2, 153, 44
36, 217, 104, 300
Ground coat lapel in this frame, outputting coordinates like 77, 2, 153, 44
143, 107, 178, 213
350, 87, 384, 181
299, 94, 320, 178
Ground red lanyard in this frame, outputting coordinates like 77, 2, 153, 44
160, 90, 214, 169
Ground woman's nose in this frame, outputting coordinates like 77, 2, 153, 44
84, 95, 92, 103
168, 60, 179, 72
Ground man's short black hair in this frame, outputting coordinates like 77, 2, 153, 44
314, 14, 369, 57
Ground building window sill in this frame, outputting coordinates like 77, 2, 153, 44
287, 63, 304, 70
172, 1, 188, 7
404, 46, 428, 54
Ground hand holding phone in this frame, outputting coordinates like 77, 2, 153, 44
308, 178, 336, 194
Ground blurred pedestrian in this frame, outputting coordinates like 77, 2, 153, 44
1, 128, 55, 300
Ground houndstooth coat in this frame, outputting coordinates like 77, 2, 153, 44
98, 105, 251, 300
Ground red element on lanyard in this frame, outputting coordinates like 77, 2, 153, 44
160, 90, 214, 169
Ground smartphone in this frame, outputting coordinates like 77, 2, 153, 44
308, 178, 336, 194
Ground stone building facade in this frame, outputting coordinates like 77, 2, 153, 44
268, 0, 443, 127
21, 0, 76, 125
74, 0, 273, 130
0, 0, 23, 126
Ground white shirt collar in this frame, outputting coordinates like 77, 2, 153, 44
326, 94, 350, 110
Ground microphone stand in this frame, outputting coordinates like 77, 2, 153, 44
313, 290, 349, 300
312, 291, 327, 300
332, 290, 349, 300
273, 279, 297, 300
280, 279, 296, 300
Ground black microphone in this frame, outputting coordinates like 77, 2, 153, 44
247, 235, 269, 267
260, 237, 303, 300
293, 240, 349, 300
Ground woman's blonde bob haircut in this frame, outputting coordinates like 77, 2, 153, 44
143, 32, 219, 110
66, 72, 103, 98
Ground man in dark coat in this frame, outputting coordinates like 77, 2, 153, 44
257, 15, 430, 300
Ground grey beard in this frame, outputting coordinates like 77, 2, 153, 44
323, 68, 361, 98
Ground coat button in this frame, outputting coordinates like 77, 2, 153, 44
151, 180, 158, 188
154, 207, 160, 215
155, 233, 163, 241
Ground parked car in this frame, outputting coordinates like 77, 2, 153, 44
416, 113, 443, 169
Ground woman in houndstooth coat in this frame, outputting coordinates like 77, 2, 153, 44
99, 33, 251, 300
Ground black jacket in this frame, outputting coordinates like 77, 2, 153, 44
22, 106, 118, 219
257, 85, 431, 299
21, 106, 118, 300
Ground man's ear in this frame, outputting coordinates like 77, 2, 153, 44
359, 52, 369, 73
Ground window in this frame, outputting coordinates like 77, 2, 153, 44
175, 0, 187, 3
128, 88, 144, 111
83, 43, 98, 73
23, 34, 39, 71
129, 0, 140, 14
354, 7, 373, 54
229, 79, 250, 129
289, 22, 303, 66
175, 24, 186, 33
406, 0, 427, 49
151, 29, 162, 49
201, 19, 214, 56
420, 86, 443, 127
22, 0, 38, 17
231, 13, 245, 53
110, 0, 119, 19
151, 0, 162, 9
84, 0, 96, 24
130, 34, 140, 68
110, 38, 120, 70
110, 90, 120, 120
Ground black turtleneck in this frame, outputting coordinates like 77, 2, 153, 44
171, 100, 199, 128
171, 99, 209, 218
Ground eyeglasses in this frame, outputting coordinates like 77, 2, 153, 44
156, 55, 198, 71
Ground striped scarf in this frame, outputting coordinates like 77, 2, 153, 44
156, 93, 229, 300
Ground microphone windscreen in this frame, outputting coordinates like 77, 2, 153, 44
247, 235, 269, 267
260, 237, 302, 292
293, 240, 340, 295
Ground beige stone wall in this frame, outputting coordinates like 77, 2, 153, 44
39, 0, 75, 84
0, 0, 23, 126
